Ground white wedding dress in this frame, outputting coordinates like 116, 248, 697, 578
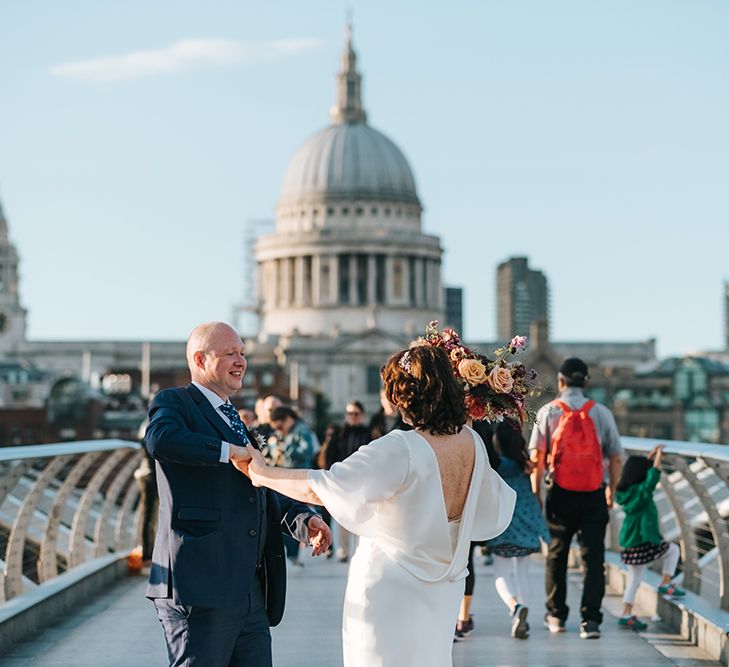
308, 426, 516, 667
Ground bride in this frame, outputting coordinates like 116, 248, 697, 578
237, 344, 515, 667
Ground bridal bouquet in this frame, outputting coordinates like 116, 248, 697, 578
412, 321, 539, 425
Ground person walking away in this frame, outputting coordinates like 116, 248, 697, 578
484, 420, 550, 639
615, 444, 684, 630
530, 357, 623, 639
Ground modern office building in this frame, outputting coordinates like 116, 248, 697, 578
496, 256, 549, 341
443, 287, 463, 335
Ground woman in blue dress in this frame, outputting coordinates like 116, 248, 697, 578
485, 420, 551, 639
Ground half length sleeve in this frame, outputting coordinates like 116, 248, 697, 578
307, 432, 409, 537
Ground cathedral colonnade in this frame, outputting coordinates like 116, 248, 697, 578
258, 251, 442, 311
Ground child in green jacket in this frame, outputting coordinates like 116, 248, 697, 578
615, 445, 684, 631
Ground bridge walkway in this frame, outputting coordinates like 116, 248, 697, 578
0, 551, 720, 666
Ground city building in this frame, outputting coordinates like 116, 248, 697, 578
496, 256, 549, 340
254, 24, 444, 414
725, 281, 729, 350
1, 26, 726, 445
443, 287, 463, 335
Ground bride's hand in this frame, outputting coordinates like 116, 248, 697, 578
245, 444, 268, 487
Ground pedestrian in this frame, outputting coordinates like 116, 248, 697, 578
312, 422, 339, 558
369, 388, 411, 438
252, 395, 283, 441
267, 405, 321, 566
615, 444, 684, 631
324, 400, 372, 562
530, 357, 623, 639
485, 420, 550, 639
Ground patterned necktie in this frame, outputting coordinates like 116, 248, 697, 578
219, 402, 250, 444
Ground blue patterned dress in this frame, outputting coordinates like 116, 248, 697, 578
485, 457, 551, 557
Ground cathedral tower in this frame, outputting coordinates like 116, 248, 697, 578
0, 199, 28, 355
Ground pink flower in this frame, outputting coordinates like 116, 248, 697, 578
510, 335, 527, 351
442, 328, 459, 343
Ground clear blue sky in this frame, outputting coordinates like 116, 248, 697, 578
1, 1, 727, 357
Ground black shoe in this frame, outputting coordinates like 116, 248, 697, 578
456, 616, 474, 636
579, 620, 600, 639
511, 605, 529, 639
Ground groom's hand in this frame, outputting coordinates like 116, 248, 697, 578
306, 515, 332, 557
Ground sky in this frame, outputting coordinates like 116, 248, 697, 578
1, 1, 728, 358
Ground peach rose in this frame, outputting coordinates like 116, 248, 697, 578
488, 366, 514, 394
458, 358, 488, 385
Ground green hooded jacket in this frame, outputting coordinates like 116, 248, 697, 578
615, 466, 662, 549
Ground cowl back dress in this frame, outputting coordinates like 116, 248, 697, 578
307, 426, 516, 667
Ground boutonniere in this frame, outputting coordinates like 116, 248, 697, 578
249, 428, 267, 449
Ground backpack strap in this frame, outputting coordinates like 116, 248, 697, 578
579, 400, 595, 415
546, 400, 569, 471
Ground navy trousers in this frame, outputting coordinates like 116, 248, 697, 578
153, 574, 271, 667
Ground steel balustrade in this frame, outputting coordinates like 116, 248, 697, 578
614, 437, 729, 611
0, 440, 141, 602
2, 435, 728, 619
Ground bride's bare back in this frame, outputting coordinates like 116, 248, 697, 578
416, 427, 475, 521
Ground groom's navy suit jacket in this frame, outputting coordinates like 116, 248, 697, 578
145, 384, 309, 625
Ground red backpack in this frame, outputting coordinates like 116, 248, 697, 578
548, 399, 603, 492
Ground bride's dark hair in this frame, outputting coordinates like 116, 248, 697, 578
381, 345, 466, 435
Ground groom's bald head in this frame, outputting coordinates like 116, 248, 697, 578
186, 322, 246, 399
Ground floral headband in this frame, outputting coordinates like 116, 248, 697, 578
398, 350, 413, 373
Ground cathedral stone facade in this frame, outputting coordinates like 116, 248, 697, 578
255, 26, 444, 413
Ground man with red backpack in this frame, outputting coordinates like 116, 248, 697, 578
530, 358, 623, 640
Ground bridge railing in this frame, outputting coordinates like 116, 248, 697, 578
609, 436, 729, 612
0, 440, 142, 603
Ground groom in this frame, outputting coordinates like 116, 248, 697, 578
145, 321, 331, 666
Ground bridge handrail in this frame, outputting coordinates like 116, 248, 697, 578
0, 439, 143, 604
621, 436, 729, 462
611, 435, 729, 612
0, 439, 139, 462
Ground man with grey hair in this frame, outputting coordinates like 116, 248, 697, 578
145, 321, 331, 666
530, 357, 623, 641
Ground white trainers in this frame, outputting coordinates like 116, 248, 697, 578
544, 613, 565, 633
